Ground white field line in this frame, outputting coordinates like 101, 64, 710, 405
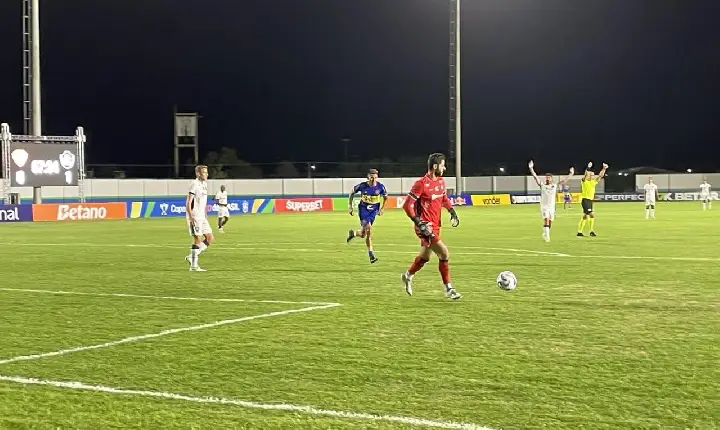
0, 375, 493, 430
9, 241, 720, 262
0, 288, 334, 306
0, 303, 340, 366
482, 247, 568, 256
4, 242, 563, 258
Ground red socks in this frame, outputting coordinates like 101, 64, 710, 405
409, 257, 451, 284
408, 256, 428, 275
439, 259, 451, 284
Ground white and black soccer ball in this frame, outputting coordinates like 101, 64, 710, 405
496, 271, 517, 291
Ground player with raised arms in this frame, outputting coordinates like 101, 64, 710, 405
400, 153, 461, 300
347, 168, 388, 263
700, 178, 712, 210
643, 177, 659, 219
577, 161, 608, 237
214, 185, 229, 232
528, 161, 574, 242
185, 165, 214, 271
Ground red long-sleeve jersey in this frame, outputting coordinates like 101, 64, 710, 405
403, 174, 452, 227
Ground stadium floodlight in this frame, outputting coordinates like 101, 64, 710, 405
21, 0, 45, 202
449, 0, 462, 194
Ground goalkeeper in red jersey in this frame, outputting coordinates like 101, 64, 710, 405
401, 153, 462, 300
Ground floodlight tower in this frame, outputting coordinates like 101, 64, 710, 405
22, 0, 43, 203
448, 0, 462, 194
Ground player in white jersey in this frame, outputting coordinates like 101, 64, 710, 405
184, 165, 214, 271
214, 185, 229, 232
529, 161, 574, 242
643, 177, 659, 219
700, 179, 712, 210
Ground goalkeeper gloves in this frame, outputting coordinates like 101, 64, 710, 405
448, 208, 460, 227
411, 216, 434, 237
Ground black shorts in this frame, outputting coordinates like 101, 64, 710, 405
581, 198, 594, 215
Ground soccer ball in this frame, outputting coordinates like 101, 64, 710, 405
496, 271, 517, 291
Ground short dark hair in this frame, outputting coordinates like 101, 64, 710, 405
427, 153, 446, 171
368, 168, 378, 175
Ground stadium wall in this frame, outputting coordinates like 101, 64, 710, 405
633, 173, 720, 191
2, 173, 714, 203
0, 176, 605, 202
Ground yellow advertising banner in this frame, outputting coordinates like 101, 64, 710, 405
556, 192, 582, 203
471, 194, 511, 206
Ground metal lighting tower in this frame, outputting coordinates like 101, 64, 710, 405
22, 0, 43, 203
449, 0, 462, 194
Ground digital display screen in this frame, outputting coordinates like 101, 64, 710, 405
9, 143, 78, 187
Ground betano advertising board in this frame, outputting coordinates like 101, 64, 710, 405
32, 203, 127, 222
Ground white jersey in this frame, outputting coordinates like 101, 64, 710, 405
539, 182, 557, 220
700, 183, 711, 196
643, 183, 658, 202
215, 190, 228, 205
540, 183, 558, 207
188, 179, 208, 219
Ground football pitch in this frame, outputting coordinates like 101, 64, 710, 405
0, 203, 718, 429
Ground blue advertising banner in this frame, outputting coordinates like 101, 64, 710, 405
595, 193, 646, 201
595, 192, 718, 201
128, 199, 274, 218
0, 204, 34, 222
448, 194, 473, 206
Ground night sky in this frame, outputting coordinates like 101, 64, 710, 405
0, 0, 719, 171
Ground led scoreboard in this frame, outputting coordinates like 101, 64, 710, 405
9, 143, 79, 187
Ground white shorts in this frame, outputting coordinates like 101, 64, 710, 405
540, 206, 555, 221
188, 218, 212, 237
645, 199, 656, 206
700, 194, 710, 201
217, 206, 230, 217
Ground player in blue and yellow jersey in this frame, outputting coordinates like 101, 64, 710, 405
578, 161, 608, 237
562, 184, 572, 209
347, 169, 388, 263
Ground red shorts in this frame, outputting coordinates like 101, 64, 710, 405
414, 225, 441, 248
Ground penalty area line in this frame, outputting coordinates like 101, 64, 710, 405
0, 375, 494, 430
0, 303, 341, 366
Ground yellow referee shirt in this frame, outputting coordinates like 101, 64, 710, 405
580, 178, 597, 200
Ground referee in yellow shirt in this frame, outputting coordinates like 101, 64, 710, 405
578, 161, 608, 237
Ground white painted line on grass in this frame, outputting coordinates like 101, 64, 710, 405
3, 242, 555, 258
0, 288, 334, 306
0, 303, 340, 366
481, 247, 569, 257
9, 241, 720, 262
0, 375, 493, 430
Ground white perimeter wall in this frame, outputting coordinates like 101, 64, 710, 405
634, 173, 720, 191
2, 173, 713, 200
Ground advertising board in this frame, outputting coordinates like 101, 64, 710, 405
0, 205, 33, 222
32, 203, 127, 222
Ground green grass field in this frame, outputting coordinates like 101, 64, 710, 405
0, 202, 718, 429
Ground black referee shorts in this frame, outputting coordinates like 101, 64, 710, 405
581, 198, 593, 215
